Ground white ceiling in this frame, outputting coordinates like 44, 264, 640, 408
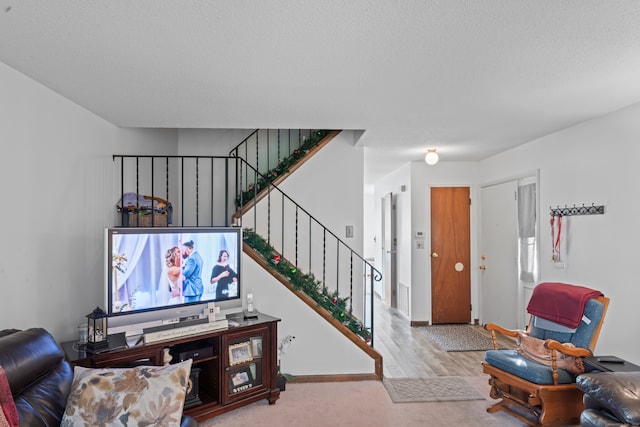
2, 1, 640, 184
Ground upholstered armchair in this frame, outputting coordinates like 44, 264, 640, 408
482, 282, 609, 426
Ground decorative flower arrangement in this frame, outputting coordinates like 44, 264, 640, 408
113, 301, 129, 312
112, 251, 128, 311
243, 228, 371, 341
112, 251, 128, 273
278, 334, 296, 378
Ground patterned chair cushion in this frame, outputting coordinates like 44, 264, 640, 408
60, 359, 192, 427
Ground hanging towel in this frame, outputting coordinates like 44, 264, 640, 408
526, 282, 603, 329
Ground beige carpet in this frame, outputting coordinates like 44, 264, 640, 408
382, 377, 485, 403
199, 377, 527, 427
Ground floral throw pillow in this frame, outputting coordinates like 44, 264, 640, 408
61, 359, 192, 427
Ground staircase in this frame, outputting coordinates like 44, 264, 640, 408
113, 129, 382, 378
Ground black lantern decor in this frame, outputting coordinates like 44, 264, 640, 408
86, 306, 109, 352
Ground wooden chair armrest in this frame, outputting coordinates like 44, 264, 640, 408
484, 323, 519, 338
544, 339, 593, 358
544, 339, 593, 384
484, 323, 522, 350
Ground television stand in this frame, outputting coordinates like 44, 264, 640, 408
61, 312, 281, 422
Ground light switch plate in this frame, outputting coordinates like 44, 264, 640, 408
346, 225, 354, 238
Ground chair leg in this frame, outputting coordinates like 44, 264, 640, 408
487, 378, 541, 426
488, 400, 543, 426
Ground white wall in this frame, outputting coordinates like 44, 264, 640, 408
480, 101, 640, 362
177, 129, 255, 155
0, 61, 179, 341
278, 130, 364, 251
276, 131, 367, 316
243, 254, 375, 376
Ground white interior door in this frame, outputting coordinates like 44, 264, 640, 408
480, 181, 519, 328
383, 193, 397, 308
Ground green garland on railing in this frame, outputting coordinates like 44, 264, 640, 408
243, 228, 371, 342
236, 130, 331, 207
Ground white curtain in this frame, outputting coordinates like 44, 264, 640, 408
518, 183, 536, 282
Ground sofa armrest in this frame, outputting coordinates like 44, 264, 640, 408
0, 328, 73, 426
577, 372, 640, 425
0, 328, 67, 394
581, 408, 627, 427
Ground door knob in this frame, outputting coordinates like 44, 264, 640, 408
432, 252, 439, 258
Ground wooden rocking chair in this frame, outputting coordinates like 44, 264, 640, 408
482, 283, 609, 426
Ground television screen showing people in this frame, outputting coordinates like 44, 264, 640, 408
109, 228, 240, 314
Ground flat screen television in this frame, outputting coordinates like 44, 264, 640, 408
105, 226, 243, 337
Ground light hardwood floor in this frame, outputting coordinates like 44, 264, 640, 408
373, 296, 517, 379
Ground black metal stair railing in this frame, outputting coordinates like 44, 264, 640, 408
229, 129, 332, 202
236, 160, 381, 344
112, 153, 381, 345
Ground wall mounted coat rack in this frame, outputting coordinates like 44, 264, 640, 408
550, 203, 605, 217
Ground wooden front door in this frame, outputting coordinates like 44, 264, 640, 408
431, 187, 471, 324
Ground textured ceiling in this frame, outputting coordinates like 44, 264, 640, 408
2, 1, 640, 184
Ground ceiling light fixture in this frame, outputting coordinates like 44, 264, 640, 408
424, 148, 439, 165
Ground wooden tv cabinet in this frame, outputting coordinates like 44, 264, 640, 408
61, 313, 281, 422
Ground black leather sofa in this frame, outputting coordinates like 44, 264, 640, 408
0, 328, 198, 427
577, 371, 640, 426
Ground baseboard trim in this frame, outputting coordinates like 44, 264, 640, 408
290, 373, 379, 383
410, 320, 430, 327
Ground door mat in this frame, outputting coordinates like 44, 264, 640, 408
419, 324, 504, 352
382, 377, 485, 403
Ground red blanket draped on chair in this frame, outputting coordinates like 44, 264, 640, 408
526, 282, 603, 329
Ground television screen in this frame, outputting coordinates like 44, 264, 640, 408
106, 227, 242, 318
